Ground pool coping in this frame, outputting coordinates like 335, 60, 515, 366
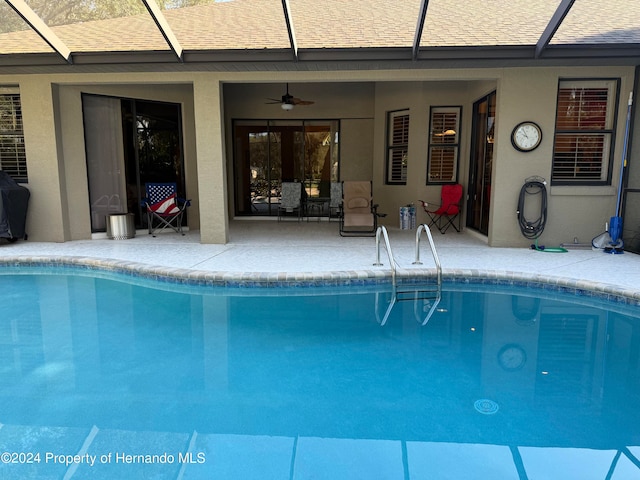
1, 255, 639, 306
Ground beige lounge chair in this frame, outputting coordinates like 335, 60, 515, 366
339, 181, 383, 236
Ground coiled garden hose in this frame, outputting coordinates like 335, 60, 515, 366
517, 178, 567, 253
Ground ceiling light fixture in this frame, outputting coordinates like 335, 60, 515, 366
281, 103, 294, 111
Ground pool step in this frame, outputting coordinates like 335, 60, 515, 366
395, 283, 440, 302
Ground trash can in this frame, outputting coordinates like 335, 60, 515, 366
106, 213, 135, 240
399, 205, 416, 229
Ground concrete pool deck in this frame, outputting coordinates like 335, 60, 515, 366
0, 220, 639, 299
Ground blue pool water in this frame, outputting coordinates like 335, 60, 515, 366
1, 271, 640, 479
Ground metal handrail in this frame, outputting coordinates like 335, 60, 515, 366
374, 226, 396, 285
412, 223, 442, 287
373, 224, 443, 327
412, 289, 442, 326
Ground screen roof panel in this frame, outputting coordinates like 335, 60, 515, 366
20, 0, 170, 53
0, 1, 55, 53
420, 0, 561, 47
0, 0, 638, 66
551, 0, 640, 44
290, 0, 423, 49
163, 0, 290, 50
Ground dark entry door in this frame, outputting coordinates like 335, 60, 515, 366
467, 92, 496, 235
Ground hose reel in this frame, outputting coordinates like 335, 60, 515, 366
517, 176, 547, 240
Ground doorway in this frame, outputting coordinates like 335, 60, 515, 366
83, 94, 185, 232
233, 120, 339, 216
467, 92, 496, 235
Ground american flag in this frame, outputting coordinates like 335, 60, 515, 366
147, 183, 180, 214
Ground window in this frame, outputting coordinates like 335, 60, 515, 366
386, 109, 409, 184
551, 79, 618, 185
427, 106, 460, 184
0, 88, 27, 182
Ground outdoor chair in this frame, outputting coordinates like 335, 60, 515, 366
278, 181, 303, 221
328, 182, 342, 221
141, 182, 191, 236
339, 180, 384, 236
419, 183, 463, 234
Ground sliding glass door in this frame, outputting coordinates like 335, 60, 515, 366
83, 94, 184, 232
83, 95, 128, 232
233, 120, 339, 216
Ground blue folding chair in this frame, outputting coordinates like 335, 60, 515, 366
141, 183, 190, 236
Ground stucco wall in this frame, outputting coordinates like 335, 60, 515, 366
222, 81, 376, 215
55, 82, 200, 241
1, 65, 636, 246
4, 73, 202, 242
18, 78, 69, 242
373, 81, 477, 229
491, 67, 635, 247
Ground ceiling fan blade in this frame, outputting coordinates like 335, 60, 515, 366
292, 98, 314, 106
265, 84, 314, 106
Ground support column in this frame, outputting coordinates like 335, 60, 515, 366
20, 78, 69, 242
193, 77, 228, 244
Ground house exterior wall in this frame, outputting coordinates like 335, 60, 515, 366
372, 80, 475, 231
0, 65, 636, 246
221, 81, 376, 213
1, 73, 203, 242
491, 67, 634, 247
56, 82, 201, 241
19, 77, 70, 242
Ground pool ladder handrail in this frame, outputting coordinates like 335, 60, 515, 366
374, 225, 442, 326
412, 223, 442, 287
374, 225, 397, 284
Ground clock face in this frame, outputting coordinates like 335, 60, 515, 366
512, 122, 542, 152
497, 344, 527, 371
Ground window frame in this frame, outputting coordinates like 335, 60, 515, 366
0, 87, 27, 183
427, 105, 461, 185
551, 78, 620, 186
385, 109, 410, 185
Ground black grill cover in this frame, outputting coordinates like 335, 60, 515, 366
0, 171, 30, 241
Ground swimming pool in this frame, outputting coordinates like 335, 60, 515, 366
1, 268, 640, 479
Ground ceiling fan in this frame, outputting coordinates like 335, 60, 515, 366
266, 83, 315, 110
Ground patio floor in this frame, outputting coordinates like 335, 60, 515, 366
0, 220, 639, 295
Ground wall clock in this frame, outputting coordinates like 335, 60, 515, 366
511, 121, 542, 152
497, 344, 527, 371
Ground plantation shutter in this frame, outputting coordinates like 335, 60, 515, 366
551, 81, 616, 184
428, 107, 460, 183
0, 90, 27, 182
386, 110, 409, 184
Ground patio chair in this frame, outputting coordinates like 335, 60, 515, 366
278, 181, 303, 221
141, 182, 191, 236
339, 181, 383, 236
419, 183, 463, 234
328, 182, 343, 221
